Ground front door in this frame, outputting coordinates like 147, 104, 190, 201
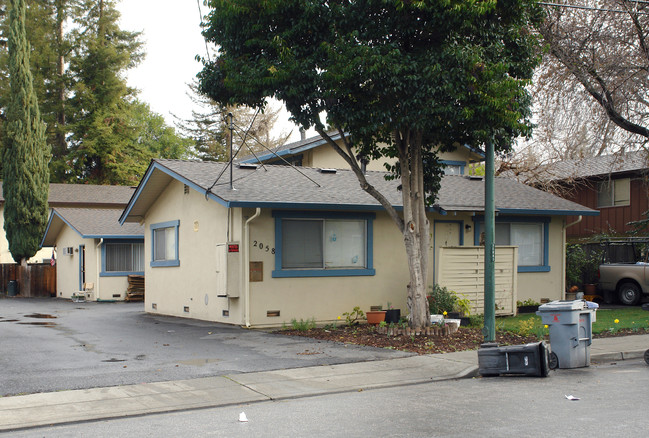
78, 245, 86, 290
433, 221, 462, 285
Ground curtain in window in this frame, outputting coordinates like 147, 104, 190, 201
324, 220, 365, 268
106, 243, 144, 272
511, 223, 543, 266
154, 227, 176, 261
282, 220, 323, 268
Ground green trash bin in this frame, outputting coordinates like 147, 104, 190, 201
7, 280, 19, 297
537, 300, 598, 369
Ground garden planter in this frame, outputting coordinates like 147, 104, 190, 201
517, 305, 539, 314
384, 309, 401, 324
366, 310, 386, 325
583, 284, 597, 294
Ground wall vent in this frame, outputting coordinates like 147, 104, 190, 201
319, 168, 337, 174
267, 310, 280, 317
222, 310, 229, 317
183, 306, 190, 313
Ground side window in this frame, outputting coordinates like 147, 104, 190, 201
150, 220, 180, 267
598, 178, 630, 207
103, 242, 144, 275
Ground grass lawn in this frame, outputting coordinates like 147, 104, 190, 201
495, 307, 649, 337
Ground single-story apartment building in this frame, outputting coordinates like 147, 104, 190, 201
119, 159, 597, 327
41, 207, 144, 301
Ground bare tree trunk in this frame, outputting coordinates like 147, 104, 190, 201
317, 126, 431, 328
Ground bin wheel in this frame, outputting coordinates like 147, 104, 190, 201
644, 349, 649, 366
549, 352, 559, 370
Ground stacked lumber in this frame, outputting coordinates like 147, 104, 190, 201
126, 275, 145, 301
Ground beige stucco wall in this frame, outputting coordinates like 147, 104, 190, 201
52, 226, 131, 301
142, 180, 566, 327
308, 142, 477, 173
143, 179, 244, 324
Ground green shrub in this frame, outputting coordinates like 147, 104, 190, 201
342, 306, 365, 326
290, 318, 316, 331
427, 284, 456, 314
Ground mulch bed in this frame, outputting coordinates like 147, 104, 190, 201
276, 325, 649, 355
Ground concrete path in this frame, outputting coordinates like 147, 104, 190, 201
1, 334, 647, 432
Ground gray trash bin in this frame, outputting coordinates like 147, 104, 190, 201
537, 300, 598, 369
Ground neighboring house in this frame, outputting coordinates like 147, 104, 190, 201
40, 207, 144, 301
119, 158, 596, 327
0, 183, 135, 264
503, 152, 649, 241
240, 131, 485, 175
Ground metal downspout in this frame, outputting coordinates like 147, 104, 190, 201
96, 238, 103, 300
244, 208, 261, 327
562, 216, 583, 299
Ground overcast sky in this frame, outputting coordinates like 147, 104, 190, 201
117, 1, 304, 142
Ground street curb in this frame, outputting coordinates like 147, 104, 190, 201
591, 350, 646, 362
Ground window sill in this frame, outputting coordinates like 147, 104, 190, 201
518, 266, 550, 273
151, 260, 180, 268
100, 271, 145, 277
272, 268, 376, 278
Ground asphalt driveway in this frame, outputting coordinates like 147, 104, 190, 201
0, 298, 410, 397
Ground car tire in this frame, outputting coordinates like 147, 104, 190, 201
618, 281, 642, 306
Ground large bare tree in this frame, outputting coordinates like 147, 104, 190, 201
537, 1, 649, 153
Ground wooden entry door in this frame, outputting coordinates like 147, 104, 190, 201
433, 221, 462, 284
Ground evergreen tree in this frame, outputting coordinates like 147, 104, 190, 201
64, 0, 145, 184
2, 0, 51, 264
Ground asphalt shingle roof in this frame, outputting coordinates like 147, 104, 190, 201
0, 182, 135, 207
508, 151, 649, 182
42, 208, 144, 247
121, 159, 596, 222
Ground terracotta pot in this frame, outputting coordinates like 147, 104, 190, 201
366, 310, 386, 325
583, 284, 597, 294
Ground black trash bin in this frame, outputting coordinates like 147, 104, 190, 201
478, 341, 551, 377
7, 280, 19, 297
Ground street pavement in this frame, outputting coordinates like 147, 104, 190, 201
1, 332, 647, 433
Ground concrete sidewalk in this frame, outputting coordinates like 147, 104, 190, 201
1, 334, 647, 432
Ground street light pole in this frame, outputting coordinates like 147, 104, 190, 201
483, 140, 496, 342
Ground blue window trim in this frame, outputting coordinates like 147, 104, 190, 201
150, 220, 180, 267
472, 216, 550, 273
441, 160, 466, 175
100, 239, 145, 277
272, 211, 376, 278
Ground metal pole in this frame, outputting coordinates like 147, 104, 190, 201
483, 140, 496, 342
228, 112, 233, 190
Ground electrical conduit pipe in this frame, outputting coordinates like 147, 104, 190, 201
244, 208, 261, 327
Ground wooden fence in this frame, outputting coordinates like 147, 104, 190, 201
436, 246, 518, 316
1, 263, 56, 298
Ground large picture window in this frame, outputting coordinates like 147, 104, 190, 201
273, 212, 375, 277
475, 217, 549, 272
150, 220, 180, 267
102, 242, 144, 276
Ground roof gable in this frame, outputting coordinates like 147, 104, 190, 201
41, 207, 144, 247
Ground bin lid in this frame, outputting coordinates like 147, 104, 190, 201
538, 299, 587, 311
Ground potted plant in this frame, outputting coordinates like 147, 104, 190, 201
516, 299, 540, 314
366, 306, 386, 325
582, 249, 603, 294
384, 302, 401, 324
